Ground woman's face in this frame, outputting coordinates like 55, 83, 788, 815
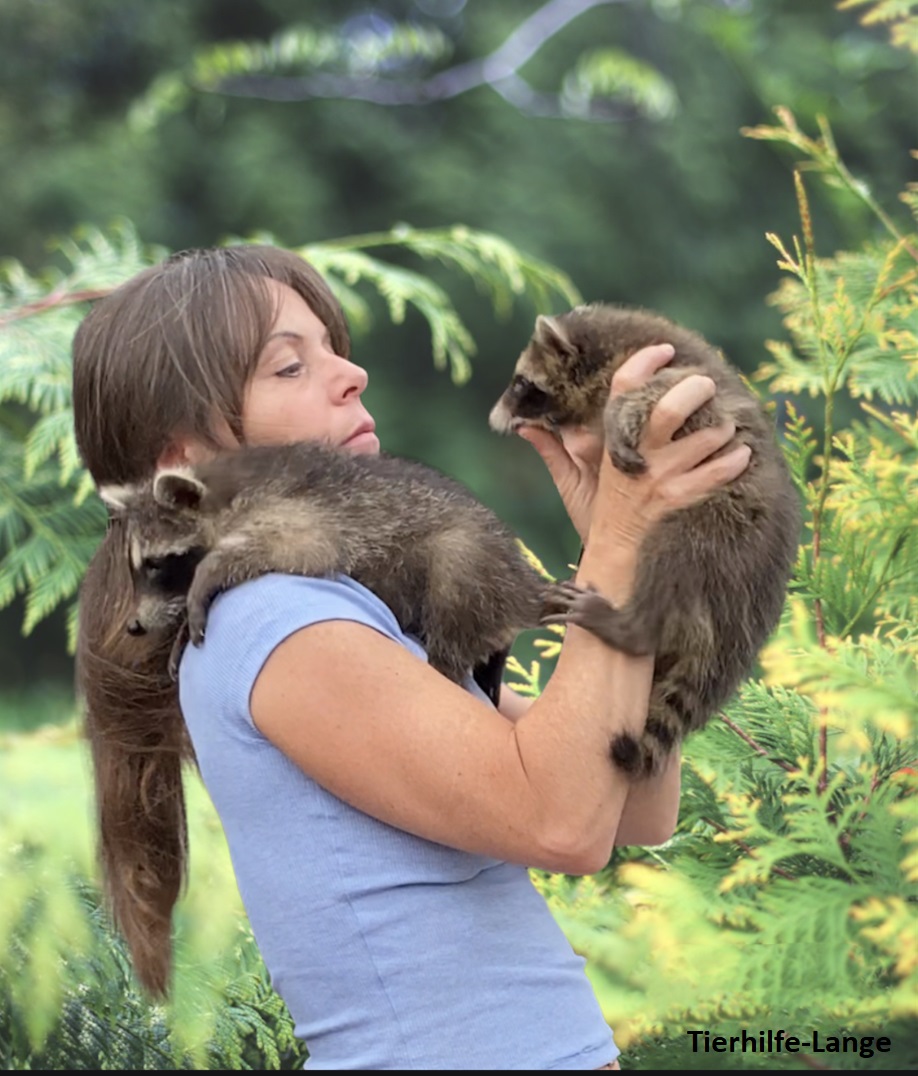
241, 279, 379, 455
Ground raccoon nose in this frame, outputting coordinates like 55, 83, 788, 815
126, 619, 147, 636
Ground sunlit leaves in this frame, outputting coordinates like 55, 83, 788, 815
758, 243, 918, 403
837, 0, 918, 53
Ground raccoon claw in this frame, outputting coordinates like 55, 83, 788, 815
167, 620, 191, 681
539, 580, 605, 624
188, 608, 207, 648
607, 443, 647, 476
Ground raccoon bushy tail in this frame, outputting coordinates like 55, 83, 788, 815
609, 682, 704, 778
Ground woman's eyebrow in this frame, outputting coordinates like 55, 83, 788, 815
265, 330, 303, 343
265, 329, 332, 346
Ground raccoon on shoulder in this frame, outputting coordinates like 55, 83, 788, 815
489, 302, 802, 777
100, 442, 619, 701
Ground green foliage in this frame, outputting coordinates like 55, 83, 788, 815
0, 722, 306, 1068
532, 108, 918, 1067
298, 222, 581, 383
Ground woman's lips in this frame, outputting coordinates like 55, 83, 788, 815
342, 427, 379, 451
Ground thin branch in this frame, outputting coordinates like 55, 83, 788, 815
701, 816, 797, 882
717, 711, 797, 772
839, 760, 915, 853
0, 287, 112, 328
214, 0, 636, 121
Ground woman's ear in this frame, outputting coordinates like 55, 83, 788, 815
158, 432, 226, 472
157, 436, 194, 471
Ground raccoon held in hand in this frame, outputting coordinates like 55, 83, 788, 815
100, 441, 618, 698
489, 302, 802, 777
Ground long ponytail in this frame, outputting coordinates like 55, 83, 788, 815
76, 521, 194, 998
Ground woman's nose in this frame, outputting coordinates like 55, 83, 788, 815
335, 357, 369, 400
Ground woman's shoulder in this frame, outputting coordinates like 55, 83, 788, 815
177, 573, 427, 719
206, 572, 407, 639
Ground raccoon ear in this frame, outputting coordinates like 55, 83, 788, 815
534, 315, 574, 356
98, 484, 137, 514
153, 469, 207, 512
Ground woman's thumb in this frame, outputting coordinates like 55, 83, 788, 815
517, 426, 576, 488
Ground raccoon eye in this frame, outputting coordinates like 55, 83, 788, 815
511, 376, 552, 413
141, 549, 207, 594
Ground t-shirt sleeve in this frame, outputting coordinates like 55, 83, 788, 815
178, 572, 428, 732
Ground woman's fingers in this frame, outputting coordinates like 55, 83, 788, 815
642, 375, 716, 449
659, 418, 737, 472
559, 427, 604, 473
666, 443, 752, 505
610, 343, 675, 397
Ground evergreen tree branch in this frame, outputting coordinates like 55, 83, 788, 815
743, 107, 918, 264
212, 0, 638, 121
793, 169, 834, 795
814, 112, 918, 263
838, 527, 910, 638
700, 816, 797, 882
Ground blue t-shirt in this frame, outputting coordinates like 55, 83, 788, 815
178, 573, 618, 1070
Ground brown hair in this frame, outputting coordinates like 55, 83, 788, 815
73, 245, 349, 997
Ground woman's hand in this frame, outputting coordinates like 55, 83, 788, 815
517, 343, 751, 547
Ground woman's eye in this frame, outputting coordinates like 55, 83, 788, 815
276, 362, 303, 378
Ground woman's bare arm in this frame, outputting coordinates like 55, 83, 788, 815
497, 685, 681, 848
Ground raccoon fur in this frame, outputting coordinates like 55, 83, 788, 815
489, 302, 802, 777
100, 442, 619, 700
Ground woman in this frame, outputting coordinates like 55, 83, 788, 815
72, 244, 751, 1070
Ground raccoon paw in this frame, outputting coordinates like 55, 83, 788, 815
610, 708, 685, 778
604, 393, 650, 475
539, 581, 617, 633
607, 442, 647, 475
187, 605, 207, 648
539, 579, 590, 620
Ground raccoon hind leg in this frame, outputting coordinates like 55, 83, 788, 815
539, 579, 658, 655
418, 527, 504, 685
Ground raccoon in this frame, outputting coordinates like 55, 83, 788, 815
489, 302, 802, 777
100, 442, 619, 699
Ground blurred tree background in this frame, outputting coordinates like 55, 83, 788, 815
0, 0, 913, 695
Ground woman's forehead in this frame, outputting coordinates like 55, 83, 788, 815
263, 279, 326, 336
